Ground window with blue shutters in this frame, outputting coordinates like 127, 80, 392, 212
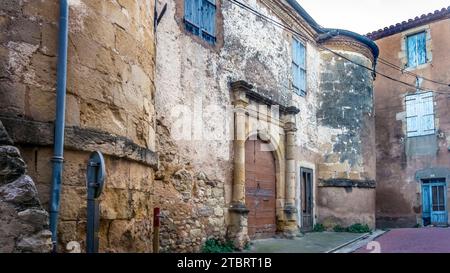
407, 32, 427, 68
406, 92, 435, 137
184, 0, 216, 44
292, 38, 306, 96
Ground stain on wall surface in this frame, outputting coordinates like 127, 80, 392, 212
318, 52, 374, 167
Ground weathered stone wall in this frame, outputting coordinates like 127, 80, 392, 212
315, 44, 377, 229
374, 18, 450, 228
0, 121, 52, 253
156, 0, 378, 250
0, 0, 156, 252
155, 0, 298, 252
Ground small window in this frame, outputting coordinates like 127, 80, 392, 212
292, 38, 306, 96
407, 32, 427, 68
406, 92, 435, 137
184, 0, 216, 44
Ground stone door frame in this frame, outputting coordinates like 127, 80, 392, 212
227, 81, 300, 249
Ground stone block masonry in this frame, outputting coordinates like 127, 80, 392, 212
0, 0, 157, 252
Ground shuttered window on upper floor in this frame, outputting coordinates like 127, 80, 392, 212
407, 32, 427, 68
184, 0, 216, 44
406, 92, 435, 137
292, 38, 306, 97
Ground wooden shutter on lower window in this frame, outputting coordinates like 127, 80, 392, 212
406, 92, 434, 137
406, 95, 419, 137
419, 92, 435, 135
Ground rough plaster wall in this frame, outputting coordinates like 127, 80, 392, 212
155, 0, 293, 252
317, 51, 375, 179
315, 50, 376, 229
0, 0, 156, 252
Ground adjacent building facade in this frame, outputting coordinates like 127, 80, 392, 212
368, 7, 450, 228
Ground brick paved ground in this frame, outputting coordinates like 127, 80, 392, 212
356, 228, 450, 253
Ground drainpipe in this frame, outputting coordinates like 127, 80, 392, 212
49, 0, 69, 252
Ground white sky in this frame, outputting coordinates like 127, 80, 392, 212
297, 0, 450, 34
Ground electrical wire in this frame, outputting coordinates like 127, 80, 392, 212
377, 57, 450, 87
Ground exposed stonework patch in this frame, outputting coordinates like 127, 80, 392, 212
0, 121, 51, 253
154, 119, 227, 252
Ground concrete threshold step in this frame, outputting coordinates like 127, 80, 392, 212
326, 230, 386, 253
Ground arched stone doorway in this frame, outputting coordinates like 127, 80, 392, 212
245, 138, 277, 239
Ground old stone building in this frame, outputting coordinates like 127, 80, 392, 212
156, 0, 378, 252
0, 0, 157, 252
1, 0, 380, 253
369, 7, 450, 228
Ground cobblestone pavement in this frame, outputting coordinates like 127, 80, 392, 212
355, 228, 450, 253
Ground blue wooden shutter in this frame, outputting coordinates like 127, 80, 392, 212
406, 92, 434, 137
292, 39, 306, 96
292, 39, 299, 92
201, 0, 216, 44
299, 42, 306, 94
419, 92, 435, 135
422, 184, 431, 219
407, 32, 427, 67
406, 95, 419, 137
417, 32, 427, 65
185, 0, 201, 35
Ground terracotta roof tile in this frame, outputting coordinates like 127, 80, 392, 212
366, 6, 450, 40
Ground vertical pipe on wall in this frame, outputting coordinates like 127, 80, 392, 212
49, 0, 69, 252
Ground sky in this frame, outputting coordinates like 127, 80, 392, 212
297, 0, 450, 35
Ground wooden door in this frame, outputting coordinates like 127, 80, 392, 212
300, 168, 314, 232
245, 139, 276, 239
422, 179, 448, 227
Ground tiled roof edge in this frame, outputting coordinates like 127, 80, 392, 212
367, 6, 450, 40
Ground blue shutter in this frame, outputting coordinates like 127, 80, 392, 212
292, 39, 306, 96
406, 92, 434, 137
201, 0, 216, 44
292, 39, 300, 92
422, 184, 431, 219
299, 42, 306, 95
417, 32, 427, 65
407, 32, 427, 68
419, 92, 435, 135
407, 35, 418, 67
406, 95, 419, 137
185, 0, 201, 35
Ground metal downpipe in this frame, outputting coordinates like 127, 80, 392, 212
49, 0, 69, 252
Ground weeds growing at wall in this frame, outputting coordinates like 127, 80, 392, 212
313, 223, 326, 232
333, 223, 371, 233
202, 239, 235, 253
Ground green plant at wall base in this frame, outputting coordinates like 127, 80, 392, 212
333, 225, 347, 232
202, 239, 235, 253
347, 223, 371, 233
313, 223, 326, 232
244, 242, 251, 251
